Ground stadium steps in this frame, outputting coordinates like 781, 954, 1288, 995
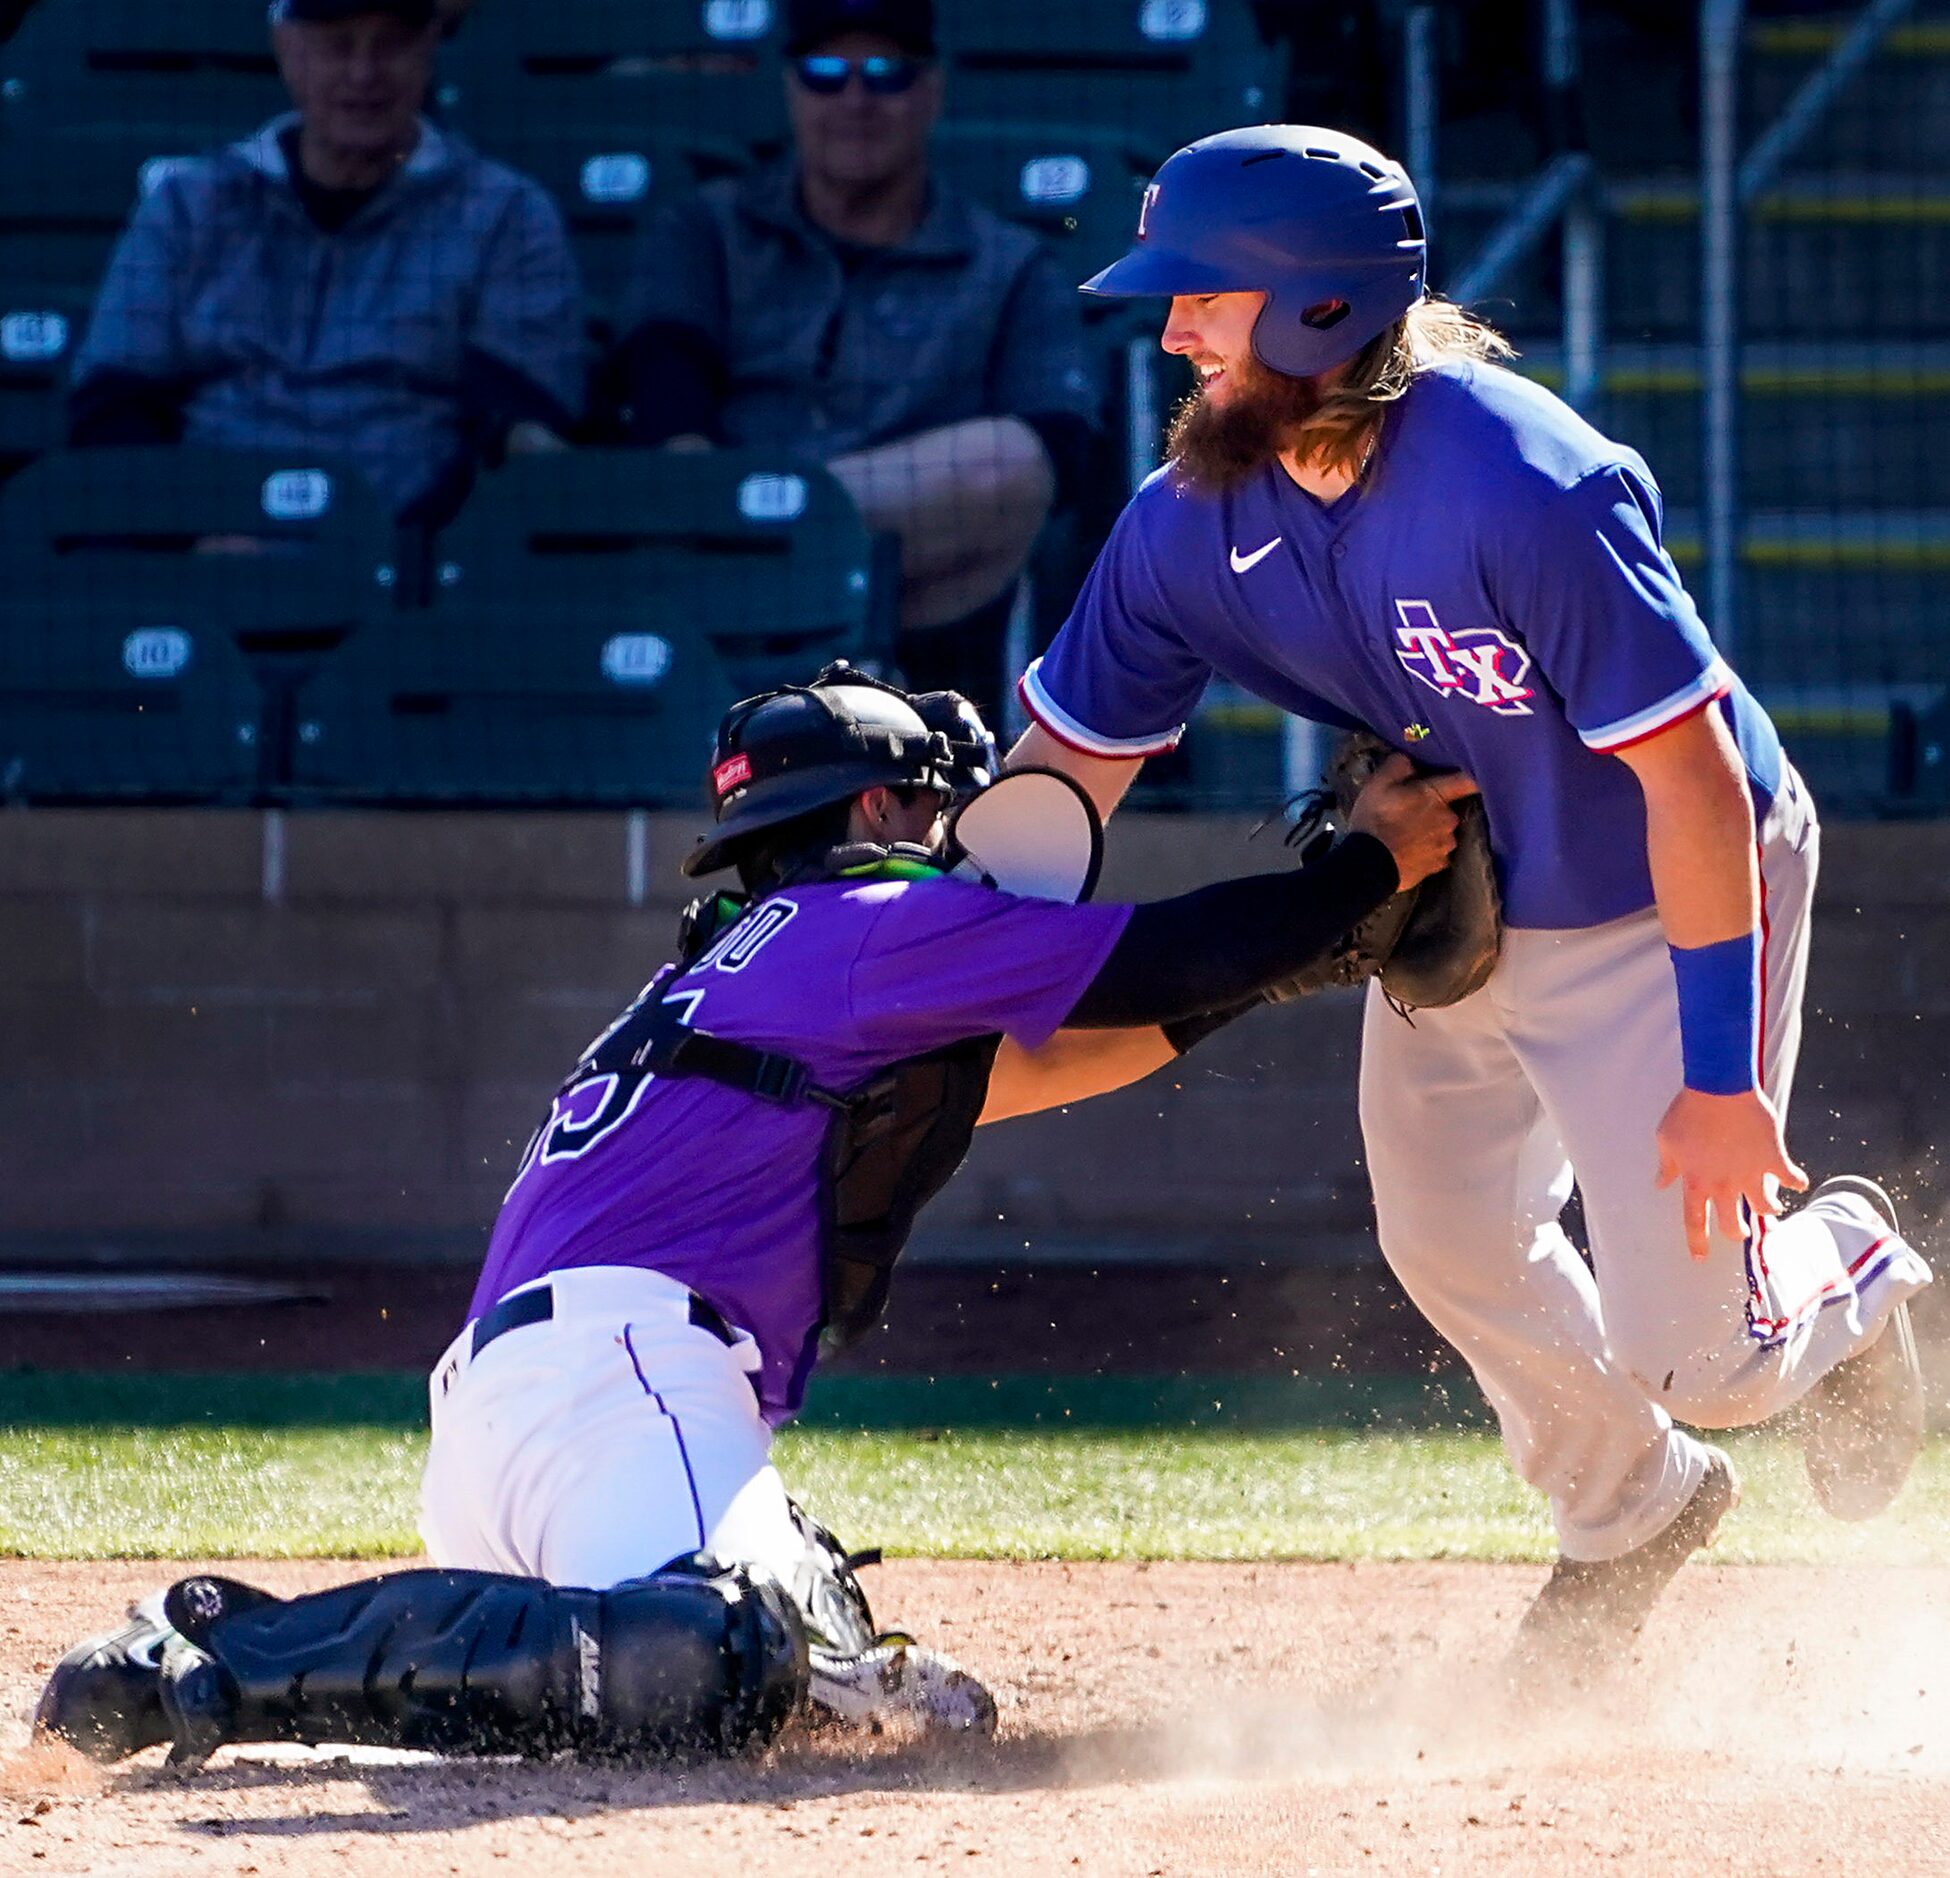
1442, 175, 1950, 342
1514, 340, 1950, 510
1436, 9, 1950, 809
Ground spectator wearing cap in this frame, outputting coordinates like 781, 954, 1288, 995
68, 0, 584, 525
611, 0, 1101, 711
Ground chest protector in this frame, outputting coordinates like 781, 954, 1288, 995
660, 866, 996, 1351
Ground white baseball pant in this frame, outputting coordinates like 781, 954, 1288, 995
1360, 767, 1931, 1561
418, 1266, 806, 1593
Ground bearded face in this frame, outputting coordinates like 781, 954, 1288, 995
1163, 349, 1325, 494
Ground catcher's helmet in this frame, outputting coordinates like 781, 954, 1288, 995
684, 665, 957, 878
1081, 125, 1426, 379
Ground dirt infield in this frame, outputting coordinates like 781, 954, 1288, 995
5, 1558, 1949, 1877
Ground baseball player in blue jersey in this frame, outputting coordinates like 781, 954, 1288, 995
36, 665, 1467, 1766
1012, 125, 1933, 1666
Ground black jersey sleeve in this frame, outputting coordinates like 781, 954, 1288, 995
1063, 834, 1400, 1029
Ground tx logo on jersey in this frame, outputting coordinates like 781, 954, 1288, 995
1391, 600, 1535, 717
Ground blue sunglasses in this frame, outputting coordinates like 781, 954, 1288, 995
792, 53, 927, 96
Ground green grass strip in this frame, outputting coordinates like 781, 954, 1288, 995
2, 1370, 1948, 1567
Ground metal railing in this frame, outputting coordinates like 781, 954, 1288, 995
1699, 0, 1919, 663
1431, 0, 1604, 414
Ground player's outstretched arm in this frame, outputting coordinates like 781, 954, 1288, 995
1061, 763, 1470, 1024
1006, 723, 1145, 824
977, 753, 1474, 1123
1613, 706, 1809, 1259
978, 1026, 1178, 1124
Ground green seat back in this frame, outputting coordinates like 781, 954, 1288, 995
443, 0, 787, 150
0, 598, 262, 802
290, 608, 732, 807
937, 0, 1283, 163
469, 120, 750, 333
0, 125, 224, 238
0, 0, 285, 134
0, 448, 398, 645
0, 275, 90, 461
930, 121, 1149, 287
430, 451, 879, 691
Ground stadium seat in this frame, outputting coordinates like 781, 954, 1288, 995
442, 0, 788, 154
929, 121, 1147, 286
0, 447, 400, 650
289, 606, 732, 807
0, 276, 89, 468
427, 451, 884, 693
935, 0, 1285, 166
0, 126, 224, 301
0, 0, 285, 137
0, 598, 265, 804
473, 121, 751, 336
926, 121, 1162, 502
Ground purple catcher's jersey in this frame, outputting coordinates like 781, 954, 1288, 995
1022, 361, 1785, 930
469, 877, 1129, 1424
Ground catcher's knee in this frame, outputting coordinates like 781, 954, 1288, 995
600, 1555, 809, 1754
156, 1556, 807, 1766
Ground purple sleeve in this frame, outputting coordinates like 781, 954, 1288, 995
845, 881, 1132, 1056
1018, 480, 1211, 757
1497, 464, 1731, 755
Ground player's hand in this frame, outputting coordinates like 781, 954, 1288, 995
1654, 1085, 1809, 1262
1348, 754, 1480, 891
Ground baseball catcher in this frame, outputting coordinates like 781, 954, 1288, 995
38, 664, 1469, 1768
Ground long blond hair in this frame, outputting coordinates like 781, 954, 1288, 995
1291, 298, 1514, 478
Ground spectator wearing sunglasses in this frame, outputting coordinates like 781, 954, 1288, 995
610, 0, 1101, 714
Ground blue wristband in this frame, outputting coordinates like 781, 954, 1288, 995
1668, 933, 1760, 1096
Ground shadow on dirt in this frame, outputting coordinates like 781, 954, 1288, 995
120, 1719, 1184, 1839
102, 1564, 1950, 1845
114, 1659, 1578, 1842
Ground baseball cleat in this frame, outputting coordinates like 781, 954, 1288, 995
1511, 1446, 1740, 1679
1798, 1176, 1926, 1522
32, 1592, 180, 1762
807, 1635, 998, 1737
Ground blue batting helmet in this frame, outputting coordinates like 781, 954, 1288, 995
1081, 125, 1427, 379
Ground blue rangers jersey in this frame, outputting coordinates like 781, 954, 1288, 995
1023, 361, 1785, 930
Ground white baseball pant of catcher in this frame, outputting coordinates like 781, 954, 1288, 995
1359, 766, 1932, 1562
418, 1266, 807, 1593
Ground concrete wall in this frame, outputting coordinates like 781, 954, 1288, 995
0, 810, 1943, 1261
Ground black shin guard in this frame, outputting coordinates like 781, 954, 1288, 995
156, 1559, 807, 1768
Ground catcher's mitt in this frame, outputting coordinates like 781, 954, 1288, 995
1264, 729, 1503, 1009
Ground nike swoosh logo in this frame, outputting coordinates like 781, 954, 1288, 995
1229, 537, 1282, 574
